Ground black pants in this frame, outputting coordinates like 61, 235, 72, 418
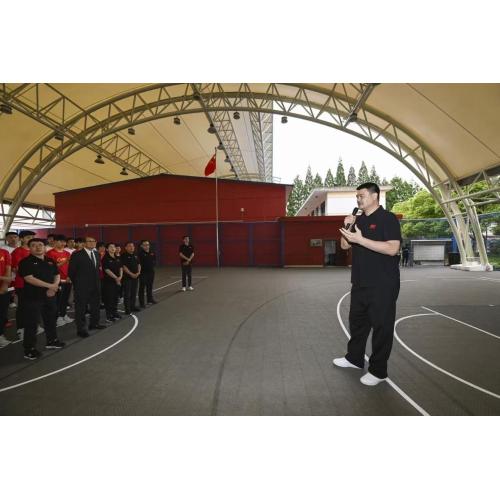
139, 270, 155, 306
23, 296, 58, 352
56, 282, 72, 317
102, 279, 119, 318
0, 291, 10, 337
345, 282, 400, 379
181, 265, 192, 287
15, 287, 25, 329
123, 278, 138, 313
74, 286, 100, 333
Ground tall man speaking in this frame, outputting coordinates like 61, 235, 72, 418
334, 182, 402, 386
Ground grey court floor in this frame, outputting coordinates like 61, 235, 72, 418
0, 266, 499, 416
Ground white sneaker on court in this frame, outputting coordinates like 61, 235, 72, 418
188, 286, 194, 291
17, 328, 24, 341
37, 326, 44, 335
181, 287, 186, 292
56, 317, 66, 327
63, 315, 74, 323
360, 372, 387, 386
0, 335, 10, 348
332, 357, 362, 369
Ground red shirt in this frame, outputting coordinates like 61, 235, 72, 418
11, 246, 30, 288
46, 248, 71, 280
0, 248, 11, 283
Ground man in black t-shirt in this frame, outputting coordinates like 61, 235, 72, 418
138, 240, 157, 306
179, 236, 195, 291
121, 241, 141, 314
18, 238, 66, 360
334, 183, 402, 386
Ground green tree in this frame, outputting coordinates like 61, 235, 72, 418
357, 161, 370, 184
347, 166, 357, 186
313, 173, 323, 188
287, 175, 305, 216
386, 176, 421, 211
334, 157, 346, 186
304, 165, 314, 199
369, 165, 381, 184
324, 168, 335, 187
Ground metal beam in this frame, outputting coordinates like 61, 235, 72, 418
249, 109, 273, 182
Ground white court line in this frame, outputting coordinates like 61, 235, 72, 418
476, 277, 500, 283
394, 313, 500, 400
421, 306, 499, 340
0, 316, 139, 393
336, 290, 430, 416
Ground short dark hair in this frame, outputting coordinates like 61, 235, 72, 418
19, 230, 36, 238
54, 234, 67, 242
67, 237, 75, 241
356, 182, 380, 200
140, 239, 150, 245
124, 241, 134, 246
182, 235, 189, 239
74, 237, 84, 244
5, 231, 18, 237
47, 233, 56, 239
97, 241, 106, 248
28, 238, 46, 246
105, 242, 116, 249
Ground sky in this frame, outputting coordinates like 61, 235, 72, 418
272, 114, 421, 186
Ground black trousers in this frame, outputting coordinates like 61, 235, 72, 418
0, 291, 10, 337
139, 270, 155, 305
15, 287, 25, 329
181, 265, 192, 287
56, 282, 72, 317
345, 282, 400, 379
123, 278, 138, 313
74, 286, 100, 332
23, 296, 58, 352
102, 279, 119, 318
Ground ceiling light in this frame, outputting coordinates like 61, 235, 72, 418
224, 156, 230, 163
94, 154, 105, 165
344, 113, 358, 127
217, 142, 224, 150
207, 123, 217, 134
233, 111, 240, 120
193, 93, 201, 101
173, 116, 181, 125
54, 129, 64, 141
0, 103, 13, 114
127, 127, 135, 135
120, 167, 128, 176
281, 116, 288, 124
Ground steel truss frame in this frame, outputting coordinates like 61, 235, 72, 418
1, 202, 55, 228
2, 82, 496, 266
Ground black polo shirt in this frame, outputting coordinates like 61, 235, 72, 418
138, 249, 156, 272
121, 252, 140, 278
350, 206, 402, 287
102, 254, 122, 281
18, 254, 59, 300
179, 244, 194, 265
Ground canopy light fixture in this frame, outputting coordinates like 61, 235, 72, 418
94, 154, 105, 165
120, 167, 128, 176
207, 123, 217, 134
281, 116, 288, 124
224, 156, 230, 163
193, 93, 201, 101
233, 111, 240, 120
127, 127, 135, 135
0, 103, 13, 114
344, 112, 358, 127
54, 130, 64, 140
173, 116, 181, 125
217, 142, 224, 150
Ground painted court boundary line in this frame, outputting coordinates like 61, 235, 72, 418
336, 290, 430, 416
0, 278, 188, 392
394, 313, 500, 401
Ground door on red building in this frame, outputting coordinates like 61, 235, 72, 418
324, 240, 336, 266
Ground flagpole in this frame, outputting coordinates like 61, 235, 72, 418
215, 147, 220, 268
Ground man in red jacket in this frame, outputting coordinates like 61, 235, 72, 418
0, 247, 12, 347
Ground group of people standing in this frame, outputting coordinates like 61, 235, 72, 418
0, 233, 158, 360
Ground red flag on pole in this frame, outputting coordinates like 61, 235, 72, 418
204, 153, 216, 176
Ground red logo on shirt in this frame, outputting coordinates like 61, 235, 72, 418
369, 224, 377, 230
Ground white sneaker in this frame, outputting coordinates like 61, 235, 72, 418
9, 302, 16, 309
181, 287, 186, 292
56, 317, 66, 327
332, 357, 362, 369
360, 372, 387, 386
37, 326, 44, 335
188, 286, 194, 291
63, 315, 74, 323
17, 328, 24, 341
0, 335, 10, 348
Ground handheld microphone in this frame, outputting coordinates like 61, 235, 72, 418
345, 207, 363, 231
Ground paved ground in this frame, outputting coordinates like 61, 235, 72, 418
0, 266, 498, 415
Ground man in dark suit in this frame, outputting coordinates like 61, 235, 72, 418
68, 236, 106, 337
